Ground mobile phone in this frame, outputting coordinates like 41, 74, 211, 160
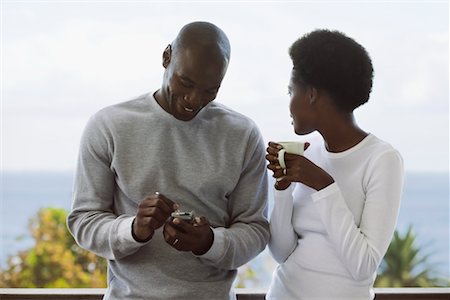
171, 210, 195, 222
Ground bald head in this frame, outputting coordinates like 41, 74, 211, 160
171, 21, 231, 62
157, 22, 231, 121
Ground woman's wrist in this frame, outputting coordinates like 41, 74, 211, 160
313, 175, 335, 191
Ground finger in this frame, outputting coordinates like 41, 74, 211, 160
137, 207, 169, 223
193, 216, 209, 227
273, 169, 285, 178
164, 223, 188, 245
280, 174, 296, 184
153, 192, 178, 210
144, 192, 178, 210
268, 141, 283, 149
276, 176, 290, 185
141, 195, 177, 215
136, 216, 163, 229
274, 178, 291, 190
171, 218, 194, 233
139, 201, 173, 218
266, 146, 280, 156
163, 222, 177, 239
267, 164, 282, 172
284, 153, 304, 161
265, 154, 279, 164
268, 164, 285, 178
163, 225, 179, 247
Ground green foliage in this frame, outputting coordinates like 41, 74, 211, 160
235, 264, 257, 288
375, 226, 447, 287
2, 208, 448, 289
0, 207, 107, 288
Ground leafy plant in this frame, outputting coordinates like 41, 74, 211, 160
375, 226, 447, 287
0, 207, 107, 288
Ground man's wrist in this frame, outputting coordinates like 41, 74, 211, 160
131, 218, 153, 243
192, 227, 214, 255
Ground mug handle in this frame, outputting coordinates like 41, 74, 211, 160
277, 149, 287, 169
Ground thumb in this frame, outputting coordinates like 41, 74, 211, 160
154, 192, 178, 210
193, 216, 209, 227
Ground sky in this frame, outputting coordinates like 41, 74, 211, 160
1, 0, 449, 172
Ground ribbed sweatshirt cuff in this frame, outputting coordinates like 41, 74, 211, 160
273, 183, 296, 200
116, 216, 150, 253
311, 182, 339, 202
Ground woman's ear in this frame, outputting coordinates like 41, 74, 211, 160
162, 44, 172, 68
309, 87, 318, 104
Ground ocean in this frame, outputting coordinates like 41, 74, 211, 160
0, 171, 449, 287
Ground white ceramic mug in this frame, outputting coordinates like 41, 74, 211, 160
277, 141, 305, 169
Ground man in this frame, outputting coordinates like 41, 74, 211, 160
67, 21, 269, 300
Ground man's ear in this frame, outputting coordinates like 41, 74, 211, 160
162, 44, 172, 68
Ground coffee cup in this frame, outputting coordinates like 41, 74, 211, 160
277, 141, 305, 169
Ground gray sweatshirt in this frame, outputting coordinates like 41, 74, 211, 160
67, 92, 269, 300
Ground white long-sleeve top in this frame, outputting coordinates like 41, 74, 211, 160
267, 133, 404, 300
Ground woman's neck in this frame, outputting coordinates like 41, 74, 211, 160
319, 113, 368, 153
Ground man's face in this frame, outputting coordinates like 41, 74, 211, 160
161, 45, 228, 121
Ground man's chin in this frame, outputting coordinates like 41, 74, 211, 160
173, 112, 197, 122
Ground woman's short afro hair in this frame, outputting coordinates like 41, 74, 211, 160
289, 29, 374, 112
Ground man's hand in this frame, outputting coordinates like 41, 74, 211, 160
133, 192, 178, 242
163, 216, 214, 255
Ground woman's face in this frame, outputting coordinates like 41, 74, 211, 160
288, 72, 317, 135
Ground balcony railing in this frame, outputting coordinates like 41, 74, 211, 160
0, 288, 449, 300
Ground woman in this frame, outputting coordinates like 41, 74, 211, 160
265, 30, 404, 299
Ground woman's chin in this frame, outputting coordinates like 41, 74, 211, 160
294, 127, 314, 136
